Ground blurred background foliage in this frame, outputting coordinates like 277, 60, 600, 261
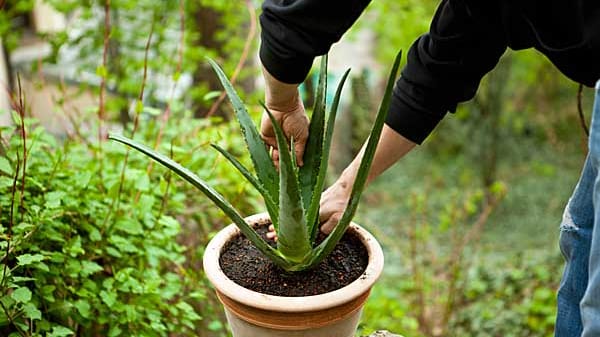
0, 0, 594, 336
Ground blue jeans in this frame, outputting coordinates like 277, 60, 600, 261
556, 80, 600, 337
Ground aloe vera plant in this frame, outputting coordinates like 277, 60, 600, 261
110, 51, 402, 272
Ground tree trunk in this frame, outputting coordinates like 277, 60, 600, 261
191, 5, 226, 118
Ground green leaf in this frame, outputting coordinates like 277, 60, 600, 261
203, 90, 221, 101
307, 68, 351, 241
100, 290, 117, 308
211, 143, 279, 229
263, 105, 311, 263
108, 326, 122, 337
75, 299, 91, 318
16, 253, 45, 266
45, 191, 65, 209
109, 134, 292, 270
11, 287, 32, 303
206, 58, 279, 203
208, 320, 224, 331
22, 302, 42, 320
308, 50, 403, 269
96, 65, 107, 78
48, 326, 74, 337
299, 55, 328, 211
0, 156, 13, 175
80, 261, 103, 277
115, 218, 143, 235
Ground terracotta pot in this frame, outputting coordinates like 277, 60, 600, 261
203, 213, 385, 337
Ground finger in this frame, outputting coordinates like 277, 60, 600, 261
272, 149, 280, 170
262, 136, 278, 150
268, 224, 275, 231
294, 137, 306, 167
320, 214, 340, 235
266, 231, 277, 240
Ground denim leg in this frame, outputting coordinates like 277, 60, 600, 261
555, 156, 594, 337
581, 81, 600, 337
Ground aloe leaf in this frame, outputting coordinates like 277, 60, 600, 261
109, 133, 292, 270
210, 144, 279, 229
262, 104, 311, 263
299, 55, 327, 211
304, 50, 403, 269
206, 58, 279, 204
307, 68, 351, 242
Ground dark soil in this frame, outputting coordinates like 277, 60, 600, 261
219, 223, 369, 296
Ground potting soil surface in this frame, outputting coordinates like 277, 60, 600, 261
219, 224, 369, 296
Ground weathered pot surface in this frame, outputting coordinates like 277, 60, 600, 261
203, 212, 384, 337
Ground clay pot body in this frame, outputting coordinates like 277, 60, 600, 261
203, 213, 384, 337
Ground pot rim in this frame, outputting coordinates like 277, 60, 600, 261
202, 212, 384, 313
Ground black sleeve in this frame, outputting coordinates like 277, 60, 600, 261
260, 0, 371, 84
386, 0, 508, 144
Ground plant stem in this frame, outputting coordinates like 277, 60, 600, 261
142, 0, 183, 181
0, 301, 28, 337
16, 75, 26, 224
1, 155, 20, 290
103, 18, 155, 232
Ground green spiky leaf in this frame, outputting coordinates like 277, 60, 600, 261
307, 68, 351, 241
210, 144, 279, 229
206, 58, 279, 204
108, 134, 291, 270
299, 55, 328, 211
262, 104, 311, 263
305, 50, 403, 269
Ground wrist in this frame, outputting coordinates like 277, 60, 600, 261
338, 166, 358, 195
263, 66, 300, 114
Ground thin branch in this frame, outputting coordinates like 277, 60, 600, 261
205, 0, 257, 117
99, 0, 111, 142
1, 156, 20, 290
103, 17, 155, 232
441, 194, 502, 329
577, 83, 589, 137
143, 0, 185, 178
0, 300, 28, 337
157, 143, 175, 221
132, 20, 155, 135
16, 75, 26, 224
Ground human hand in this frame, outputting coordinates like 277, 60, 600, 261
261, 66, 309, 168
260, 97, 309, 168
265, 177, 352, 242
318, 178, 352, 234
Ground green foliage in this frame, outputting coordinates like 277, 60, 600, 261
0, 110, 256, 335
0, 1, 36, 52
359, 253, 560, 337
450, 253, 561, 337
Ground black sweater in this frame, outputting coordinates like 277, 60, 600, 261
259, 0, 600, 144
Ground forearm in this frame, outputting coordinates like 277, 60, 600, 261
340, 124, 416, 187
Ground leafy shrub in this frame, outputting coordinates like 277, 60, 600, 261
450, 252, 561, 337
0, 109, 257, 336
